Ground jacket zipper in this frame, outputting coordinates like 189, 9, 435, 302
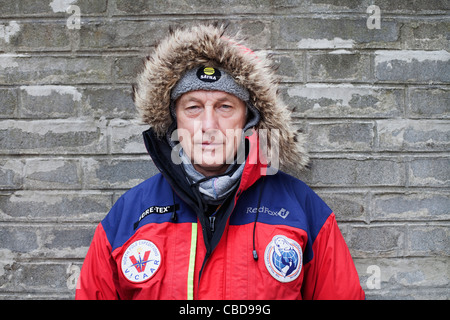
209, 216, 216, 233
196, 192, 240, 299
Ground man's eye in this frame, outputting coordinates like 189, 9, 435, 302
220, 104, 232, 110
186, 105, 200, 112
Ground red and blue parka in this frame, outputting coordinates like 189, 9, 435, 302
76, 25, 365, 300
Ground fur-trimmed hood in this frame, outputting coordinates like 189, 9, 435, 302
133, 24, 308, 172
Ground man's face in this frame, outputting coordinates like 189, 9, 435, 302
175, 90, 247, 177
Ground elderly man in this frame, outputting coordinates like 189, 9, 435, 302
76, 25, 365, 300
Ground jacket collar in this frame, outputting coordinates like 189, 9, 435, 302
236, 130, 267, 197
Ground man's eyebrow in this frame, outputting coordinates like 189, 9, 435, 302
177, 97, 202, 105
215, 96, 234, 102
183, 97, 202, 103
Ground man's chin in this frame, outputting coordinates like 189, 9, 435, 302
192, 153, 226, 167
193, 161, 229, 176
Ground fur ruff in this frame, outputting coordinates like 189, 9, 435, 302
133, 24, 309, 173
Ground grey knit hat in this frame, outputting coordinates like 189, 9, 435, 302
171, 66, 250, 101
169, 66, 260, 131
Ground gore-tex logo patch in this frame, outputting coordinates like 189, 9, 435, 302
133, 204, 179, 229
246, 206, 290, 219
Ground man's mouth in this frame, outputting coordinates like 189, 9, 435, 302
199, 142, 222, 150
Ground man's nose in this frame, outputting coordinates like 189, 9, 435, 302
201, 106, 219, 131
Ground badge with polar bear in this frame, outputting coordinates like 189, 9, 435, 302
264, 235, 302, 283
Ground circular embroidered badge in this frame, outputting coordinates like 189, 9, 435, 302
264, 235, 302, 283
196, 66, 221, 82
121, 240, 161, 283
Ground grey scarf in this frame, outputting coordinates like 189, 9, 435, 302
179, 149, 244, 205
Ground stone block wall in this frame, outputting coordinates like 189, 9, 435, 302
0, 0, 448, 299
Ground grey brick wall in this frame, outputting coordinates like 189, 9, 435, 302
0, 0, 448, 300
